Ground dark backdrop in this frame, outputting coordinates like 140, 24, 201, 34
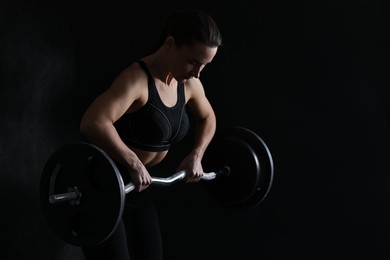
1, 0, 389, 259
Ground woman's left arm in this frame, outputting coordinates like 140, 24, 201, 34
177, 78, 216, 182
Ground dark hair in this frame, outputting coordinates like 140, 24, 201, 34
159, 10, 222, 48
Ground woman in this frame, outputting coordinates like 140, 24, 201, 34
80, 9, 222, 260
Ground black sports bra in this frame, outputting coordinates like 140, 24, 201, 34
114, 60, 190, 152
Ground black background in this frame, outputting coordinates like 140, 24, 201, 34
1, 0, 389, 259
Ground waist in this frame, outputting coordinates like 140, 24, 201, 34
129, 144, 168, 167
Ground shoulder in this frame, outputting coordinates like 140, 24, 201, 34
115, 62, 147, 86
184, 78, 206, 99
108, 61, 149, 94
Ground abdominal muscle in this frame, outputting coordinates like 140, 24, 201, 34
129, 145, 169, 167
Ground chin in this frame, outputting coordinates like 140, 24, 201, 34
177, 77, 188, 83
176, 75, 192, 83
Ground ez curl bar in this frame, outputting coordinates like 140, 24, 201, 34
40, 126, 274, 246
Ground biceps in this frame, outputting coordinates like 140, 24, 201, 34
187, 95, 214, 121
82, 89, 133, 124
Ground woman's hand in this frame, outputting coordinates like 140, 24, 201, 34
177, 153, 204, 183
128, 163, 152, 192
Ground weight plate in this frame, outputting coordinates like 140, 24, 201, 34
202, 126, 274, 209
40, 142, 125, 246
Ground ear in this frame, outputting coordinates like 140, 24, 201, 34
164, 36, 176, 48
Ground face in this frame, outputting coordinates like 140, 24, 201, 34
167, 39, 218, 83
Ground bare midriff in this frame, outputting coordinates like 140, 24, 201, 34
129, 145, 169, 167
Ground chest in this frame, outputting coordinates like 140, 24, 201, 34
154, 82, 178, 108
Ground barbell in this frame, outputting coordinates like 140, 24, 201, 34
40, 126, 274, 247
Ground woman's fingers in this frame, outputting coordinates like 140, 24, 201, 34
185, 171, 204, 182
130, 169, 152, 192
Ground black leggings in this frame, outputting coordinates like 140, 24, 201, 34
82, 188, 163, 260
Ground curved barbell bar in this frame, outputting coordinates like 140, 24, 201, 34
48, 166, 231, 204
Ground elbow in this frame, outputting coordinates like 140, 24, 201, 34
206, 112, 217, 130
79, 118, 91, 137
79, 120, 88, 136
79, 116, 113, 139
197, 113, 216, 134
79, 115, 98, 138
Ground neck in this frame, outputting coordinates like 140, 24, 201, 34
145, 48, 175, 86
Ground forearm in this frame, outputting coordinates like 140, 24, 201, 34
80, 120, 141, 170
191, 113, 216, 159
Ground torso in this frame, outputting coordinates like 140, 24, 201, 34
129, 145, 168, 167
115, 59, 190, 166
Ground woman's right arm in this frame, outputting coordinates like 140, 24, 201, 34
79, 65, 151, 191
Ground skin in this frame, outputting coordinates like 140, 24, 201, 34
80, 36, 218, 192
